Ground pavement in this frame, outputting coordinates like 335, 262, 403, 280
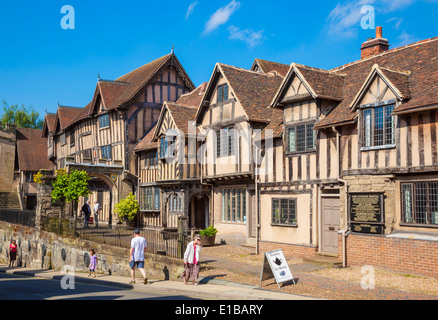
0, 264, 318, 300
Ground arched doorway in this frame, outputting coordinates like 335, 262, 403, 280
78, 173, 115, 226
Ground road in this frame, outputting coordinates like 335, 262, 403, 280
0, 272, 200, 300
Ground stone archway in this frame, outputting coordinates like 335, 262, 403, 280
81, 172, 117, 226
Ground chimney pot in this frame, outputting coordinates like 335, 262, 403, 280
376, 26, 383, 39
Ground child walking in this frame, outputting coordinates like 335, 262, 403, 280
88, 249, 97, 278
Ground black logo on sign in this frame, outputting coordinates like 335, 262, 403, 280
273, 257, 282, 266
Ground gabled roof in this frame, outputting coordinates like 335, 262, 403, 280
88, 80, 130, 114
197, 63, 283, 125
56, 53, 196, 132
136, 83, 206, 152
349, 64, 411, 110
54, 106, 83, 133
251, 58, 290, 77
315, 36, 438, 128
112, 53, 195, 109
16, 127, 52, 171
271, 63, 345, 107
42, 113, 56, 137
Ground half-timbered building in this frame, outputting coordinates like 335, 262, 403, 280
135, 83, 207, 231
193, 63, 284, 246
263, 27, 438, 277
44, 52, 195, 225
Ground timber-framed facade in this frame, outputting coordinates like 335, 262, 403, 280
41, 28, 438, 277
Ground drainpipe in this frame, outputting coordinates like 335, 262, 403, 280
332, 126, 349, 268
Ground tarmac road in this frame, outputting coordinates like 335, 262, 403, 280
0, 272, 200, 300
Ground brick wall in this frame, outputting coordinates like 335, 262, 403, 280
338, 233, 438, 277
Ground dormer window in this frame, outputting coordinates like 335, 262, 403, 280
362, 103, 395, 149
217, 84, 229, 103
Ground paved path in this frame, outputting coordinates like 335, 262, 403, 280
0, 264, 316, 300
201, 253, 438, 300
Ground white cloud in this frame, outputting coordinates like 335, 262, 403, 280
204, 0, 241, 34
186, 1, 198, 20
228, 26, 264, 48
327, 0, 375, 38
326, 0, 435, 39
396, 31, 420, 46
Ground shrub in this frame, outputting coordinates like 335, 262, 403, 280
199, 225, 218, 237
114, 193, 139, 222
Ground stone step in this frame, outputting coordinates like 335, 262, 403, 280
0, 192, 21, 209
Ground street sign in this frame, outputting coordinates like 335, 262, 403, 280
260, 249, 295, 288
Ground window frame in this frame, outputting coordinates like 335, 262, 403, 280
360, 103, 395, 151
169, 194, 182, 215
221, 187, 247, 224
216, 126, 236, 158
159, 135, 177, 160
217, 84, 229, 104
286, 121, 315, 154
101, 145, 112, 160
99, 113, 110, 129
140, 186, 160, 212
401, 181, 438, 228
271, 198, 298, 227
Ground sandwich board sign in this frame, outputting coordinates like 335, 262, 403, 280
260, 249, 295, 288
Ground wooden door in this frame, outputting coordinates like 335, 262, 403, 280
321, 197, 340, 254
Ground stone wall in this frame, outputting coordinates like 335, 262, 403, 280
0, 221, 185, 281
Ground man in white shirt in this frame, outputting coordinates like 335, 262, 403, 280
93, 201, 99, 228
129, 229, 148, 284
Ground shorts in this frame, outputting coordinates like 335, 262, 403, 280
129, 260, 144, 269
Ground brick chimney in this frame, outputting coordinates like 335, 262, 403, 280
360, 26, 390, 59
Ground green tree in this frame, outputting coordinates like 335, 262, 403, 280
114, 193, 139, 223
51, 169, 92, 219
1, 100, 44, 129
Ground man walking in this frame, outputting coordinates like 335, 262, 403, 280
93, 200, 99, 228
82, 200, 91, 228
129, 229, 148, 284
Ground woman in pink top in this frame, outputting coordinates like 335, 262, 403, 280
9, 240, 17, 267
182, 235, 201, 285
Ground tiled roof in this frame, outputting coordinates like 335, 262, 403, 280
54, 106, 83, 132
294, 64, 345, 101
16, 128, 52, 171
133, 124, 157, 152
166, 103, 198, 135
219, 64, 284, 123
252, 58, 290, 77
315, 37, 438, 128
112, 53, 195, 109
42, 113, 56, 137
176, 82, 207, 108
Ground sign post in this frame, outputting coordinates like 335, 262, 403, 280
260, 249, 295, 289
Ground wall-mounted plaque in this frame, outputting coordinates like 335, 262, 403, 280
348, 193, 384, 234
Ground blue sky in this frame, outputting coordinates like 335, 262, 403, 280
0, 0, 437, 118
